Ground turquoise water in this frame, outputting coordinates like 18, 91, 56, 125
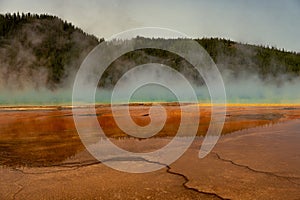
0, 86, 299, 105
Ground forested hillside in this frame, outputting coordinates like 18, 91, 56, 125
0, 13, 299, 90
0, 13, 101, 90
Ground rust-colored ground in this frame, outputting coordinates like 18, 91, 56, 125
1, 104, 300, 199
0, 104, 299, 167
0, 104, 300, 200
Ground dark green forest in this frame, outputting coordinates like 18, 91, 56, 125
0, 13, 299, 89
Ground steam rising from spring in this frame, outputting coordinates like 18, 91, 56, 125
72, 27, 226, 172
0, 23, 299, 105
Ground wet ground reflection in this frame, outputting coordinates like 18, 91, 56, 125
0, 104, 298, 167
1, 105, 300, 199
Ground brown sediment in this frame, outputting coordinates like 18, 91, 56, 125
169, 119, 300, 199
0, 104, 300, 167
1, 119, 300, 199
1, 104, 300, 199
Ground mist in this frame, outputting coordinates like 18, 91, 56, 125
219, 71, 300, 104
1, 68, 300, 105
0, 33, 299, 105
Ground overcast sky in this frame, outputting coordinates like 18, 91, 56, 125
0, 0, 299, 52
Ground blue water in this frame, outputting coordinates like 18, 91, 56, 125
1, 84, 299, 105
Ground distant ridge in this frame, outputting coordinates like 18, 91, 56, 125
0, 13, 299, 90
